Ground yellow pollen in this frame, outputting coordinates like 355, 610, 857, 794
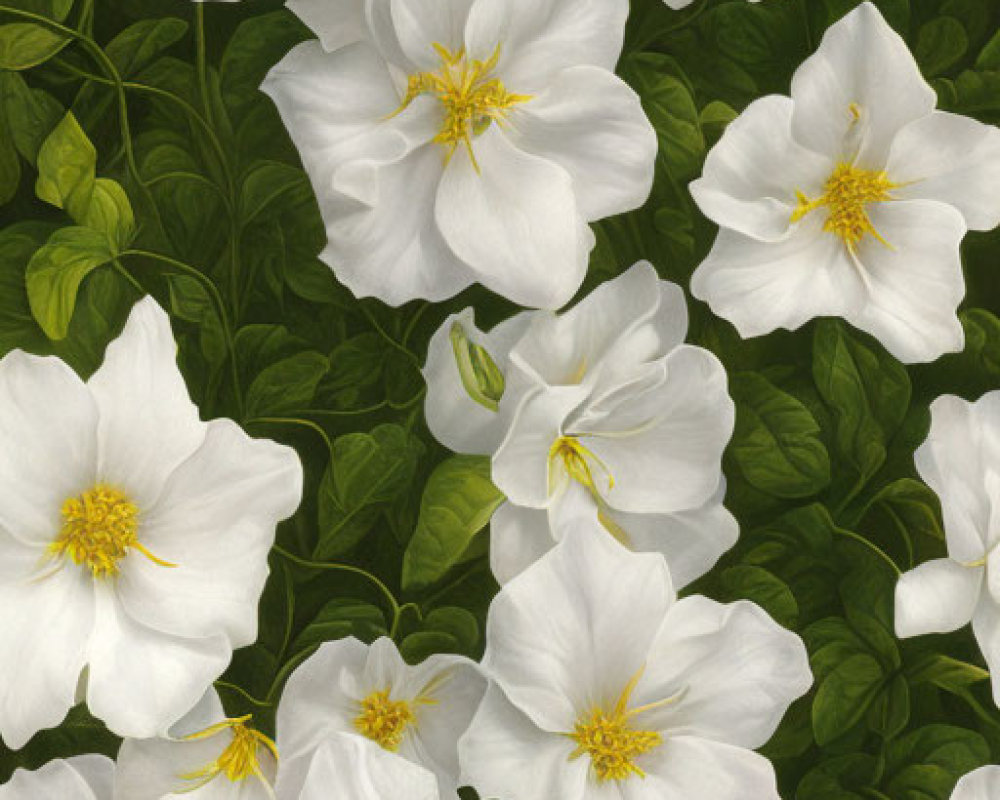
549, 436, 615, 497
179, 716, 278, 789
391, 43, 530, 170
791, 162, 897, 251
49, 485, 174, 578
354, 690, 416, 751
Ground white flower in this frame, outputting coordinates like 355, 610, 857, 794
895, 391, 1000, 704
261, 0, 656, 309
422, 262, 737, 588
0, 755, 113, 799
115, 688, 278, 799
0, 297, 303, 748
274, 636, 486, 799
689, 1, 1000, 364
951, 766, 1000, 800
284, 732, 440, 800
458, 519, 812, 799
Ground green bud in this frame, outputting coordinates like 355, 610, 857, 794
449, 321, 505, 412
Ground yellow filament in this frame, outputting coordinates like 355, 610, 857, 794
179, 716, 278, 790
549, 436, 615, 497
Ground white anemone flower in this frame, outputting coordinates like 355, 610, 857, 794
0, 296, 303, 748
287, 732, 440, 800
422, 262, 737, 587
895, 392, 1000, 704
115, 688, 278, 799
458, 517, 812, 799
261, 0, 656, 309
274, 636, 486, 799
951, 766, 1000, 800
689, 1, 1000, 364
0, 755, 113, 799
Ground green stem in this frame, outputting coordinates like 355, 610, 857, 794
834, 528, 902, 576
881, 503, 915, 571
246, 417, 333, 454
401, 302, 430, 349
214, 680, 271, 708
360, 304, 421, 367
297, 402, 388, 418
194, 3, 214, 128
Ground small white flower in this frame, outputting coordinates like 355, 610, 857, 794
0, 297, 303, 748
895, 391, 1000, 704
0, 755, 113, 799
274, 636, 486, 799
458, 519, 812, 799
689, 1, 1000, 363
951, 765, 1000, 800
115, 688, 278, 799
261, 0, 656, 308
423, 262, 737, 588
285, 732, 440, 800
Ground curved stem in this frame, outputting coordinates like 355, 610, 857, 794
246, 417, 333, 455
214, 680, 271, 708
359, 304, 421, 367
834, 528, 902, 576
194, 3, 214, 128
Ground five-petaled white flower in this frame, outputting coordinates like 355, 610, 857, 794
458, 516, 812, 799
286, 732, 441, 800
895, 391, 1000, 704
423, 262, 738, 588
950, 766, 1000, 800
115, 688, 278, 799
689, 1, 1000, 363
274, 636, 486, 799
261, 0, 656, 309
0, 755, 113, 799
0, 296, 303, 749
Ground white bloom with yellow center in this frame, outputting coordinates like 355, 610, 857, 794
689, 1, 1000, 364
260, 0, 656, 308
115, 688, 278, 800
0, 297, 303, 749
423, 262, 738, 588
274, 636, 486, 799
950, 766, 1000, 800
458, 518, 812, 799
895, 392, 1000, 705
0, 755, 113, 799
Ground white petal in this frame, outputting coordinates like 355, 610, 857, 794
894, 558, 982, 638
579, 345, 734, 515
691, 216, 862, 340
288, 0, 368, 52
422, 308, 532, 455
690, 95, 832, 242
390, 0, 473, 69
953, 766, 1000, 800
0, 558, 94, 750
115, 419, 301, 647
507, 66, 656, 220
89, 297, 206, 510
789, 1, 935, 166
457, 683, 587, 800
435, 125, 590, 310
972, 597, 1000, 707
66, 755, 115, 800
115, 728, 240, 800
636, 596, 812, 749
887, 110, 1000, 232
464, 0, 628, 92
489, 502, 555, 585
483, 519, 674, 732
491, 386, 589, 508
846, 199, 966, 363
0, 351, 97, 546
0, 757, 114, 800
625, 736, 780, 800
84, 584, 232, 739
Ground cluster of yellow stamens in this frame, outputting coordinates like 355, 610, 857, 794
354, 690, 417, 751
549, 436, 615, 497
48, 485, 174, 579
392, 43, 530, 170
179, 715, 278, 789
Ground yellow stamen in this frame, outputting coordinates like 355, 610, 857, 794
179, 715, 278, 791
390, 43, 530, 170
354, 690, 417, 751
49, 485, 175, 578
549, 436, 615, 498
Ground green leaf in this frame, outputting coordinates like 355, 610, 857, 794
0, 22, 68, 70
0, 122, 18, 206
729, 372, 831, 498
239, 161, 309, 226
245, 351, 329, 418
884, 725, 989, 799
718, 565, 798, 628
400, 606, 481, 662
978, 27, 1000, 70
316, 425, 425, 559
0, 71, 63, 165
907, 653, 990, 692
959, 308, 1000, 376
867, 673, 909, 740
797, 754, 879, 800
915, 17, 969, 76
868, 478, 944, 541
167, 275, 227, 369
220, 10, 309, 111
105, 17, 188, 77
25, 226, 113, 340
82, 178, 135, 252
291, 598, 387, 654
0, 223, 54, 355
812, 653, 885, 746
399, 631, 461, 665
402, 456, 505, 592
35, 112, 95, 222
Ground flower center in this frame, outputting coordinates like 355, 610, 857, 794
354, 690, 415, 751
180, 716, 278, 789
49, 485, 174, 578
549, 436, 615, 497
791, 162, 897, 251
393, 43, 530, 169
